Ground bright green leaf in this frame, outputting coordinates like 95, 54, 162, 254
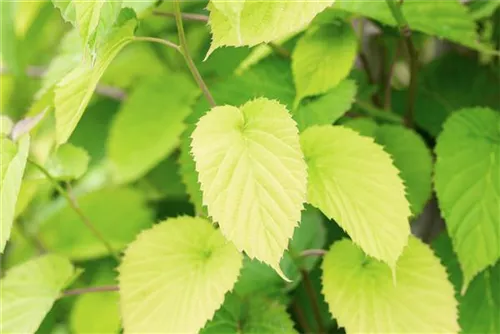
54, 17, 136, 145
207, 1, 334, 56
344, 120, 433, 216
322, 237, 459, 333
37, 187, 153, 260
0, 254, 77, 333
108, 73, 199, 183
45, 143, 89, 181
293, 79, 356, 132
336, 0, 486, 51
435, 107, 500, 291
200, 293, 298, 334
191, 98, 307, 276
1, 135, 30, 253
118, 216, 242, 333
301, 125, 411, 268
1, 115, 14, 136
292, 22, 357, 103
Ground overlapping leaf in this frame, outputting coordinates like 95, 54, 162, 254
322, 237, 459, 333
435, 107, 500, 290
1, 135, 30, 252
207, 1, 334, 55
292, 22, 357, 103
118, 216, 242, 333
301, 125, 411, 268
0, 254, 77, 333
191, 98, 307, 276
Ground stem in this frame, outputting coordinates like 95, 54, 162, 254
268, 42, 291, 58
385, 0, 418, 127
301, 249, 327, 257
384, 39, 404, 110
61, 285, 119, 297
173, 0, 216, 107
291, 299, 312, 333
133, 36, 180, 52
354, 100, 404, 123
27, 159, 120, 262
153, 10, 208, 23
301, 270, 325, 333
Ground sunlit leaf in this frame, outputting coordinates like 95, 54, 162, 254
191, 98, 307, 276
118, 216, 242, 333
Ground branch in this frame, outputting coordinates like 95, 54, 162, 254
385, 0, 419, 127
300, 249, 327, 257
61, 285, 119, 297
173, 1, 216, 107
28, 159, 120, 262
153, 10, 208, 23
301, 270, 325, 333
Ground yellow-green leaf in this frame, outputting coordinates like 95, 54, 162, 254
207, 1, 334, 56
322, 237, 459, 333
292, 22, 357, 104
118, 216, 242, 333
45, 143, 89, 181
0, 254, 77, 333
191, 98, 307, 276
1, 135, 30, 253
54, 18, 136, 145
301, 125, 411, 268
435, 107, 500, 291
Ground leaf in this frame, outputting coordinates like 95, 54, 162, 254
234, 206, 326, 299
118, 216, 242, 333
1, 135, 30, 253
434, 107, 500, 291
45, 143, 90, 181
207, 1, 334, 56
292, 22, 357, 104
0, 115, 14, 136
201, 293, 298, 334
54, 17, 136, 145
432, 232, 500, 333
0, 254, 77, 333
300, 125, 411, 268
70, 268, 120, 334
335, 0, 485, 51
344, 120, 433, 216
322, 237, 459, 333
293, 79, 356, 132
37, 187, 153, 260
191, 98, 307, 276
181, 56, 295, 215
108, 73, 199, 183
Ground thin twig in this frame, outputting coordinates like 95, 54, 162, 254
268, 42, 291, 58
385, 0, 419, 127
27, 159, 120, 262
173, 0, 216, 107
153, 10, 209, 23
301, 270, 325, 333
133, 36, 180, 52
301, 249, 327, 257
291, 299, 313, 333
62, 285, 119, 297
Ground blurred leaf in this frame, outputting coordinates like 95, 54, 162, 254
54, 17, 136, 145
435, 107, 500, 291
37, 187, 153, 260
468, 0, 500, 20
108, 73, 199, 183
293, 22, 357, 104
45, 143, 90, 181
0, 254, 77, 334
1, 135, 30, 253
335, 0, 486, 51
293, 79, 356, 132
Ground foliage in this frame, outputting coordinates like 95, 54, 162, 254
0, 0, 499, 333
